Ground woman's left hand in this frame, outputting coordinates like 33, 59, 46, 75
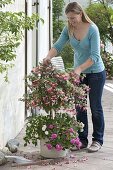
74, 67, 82, 76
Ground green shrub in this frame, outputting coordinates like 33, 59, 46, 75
60, 44, 74, 69
101, 51, 113, 79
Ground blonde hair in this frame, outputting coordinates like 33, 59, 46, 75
65, 2, 93, 36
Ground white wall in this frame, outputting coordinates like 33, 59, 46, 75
0, 0, 25, 148
27, 0, 33, 74
38, 0, 50, 62
32, 0, 51, 64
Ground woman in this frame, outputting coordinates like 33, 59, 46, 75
43, 2, 106, 153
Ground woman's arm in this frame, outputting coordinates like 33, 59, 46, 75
43, 26, 69, 65
74, 58, 94, 75
43, 48, 58, 65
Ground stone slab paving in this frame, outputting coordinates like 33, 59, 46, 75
0, 80, 113, 170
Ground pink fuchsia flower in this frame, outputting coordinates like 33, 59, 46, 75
51, 83, 57, 88
73, 79, 80, 84
57, 90, 65, 95
32, 80, 38, 86
70, 138, 76, 145
47, 87, 53, 93
74, 137, 82, 149
69, 128, 74, 133
48, 124, 54, 129
55, 144, 63, 151
62, 75, 69, 80
31, 101, 37, 107
51, 133, 57, 139
76, 141, 82, 149
46, 143, 52, 150
74, 137, 80, 145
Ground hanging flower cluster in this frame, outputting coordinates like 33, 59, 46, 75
21, 63, 89, 114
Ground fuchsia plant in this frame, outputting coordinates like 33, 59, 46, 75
23, 63, 88, 114
21, 63, 89, 150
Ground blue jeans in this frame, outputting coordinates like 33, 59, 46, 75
76, 70, 106, 146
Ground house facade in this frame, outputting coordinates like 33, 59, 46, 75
0, 0, 52, 148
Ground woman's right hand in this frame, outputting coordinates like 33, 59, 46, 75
43, 56, 51, 65
43, 48, 57, 65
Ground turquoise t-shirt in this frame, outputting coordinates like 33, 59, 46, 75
53, 24, 105, 73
